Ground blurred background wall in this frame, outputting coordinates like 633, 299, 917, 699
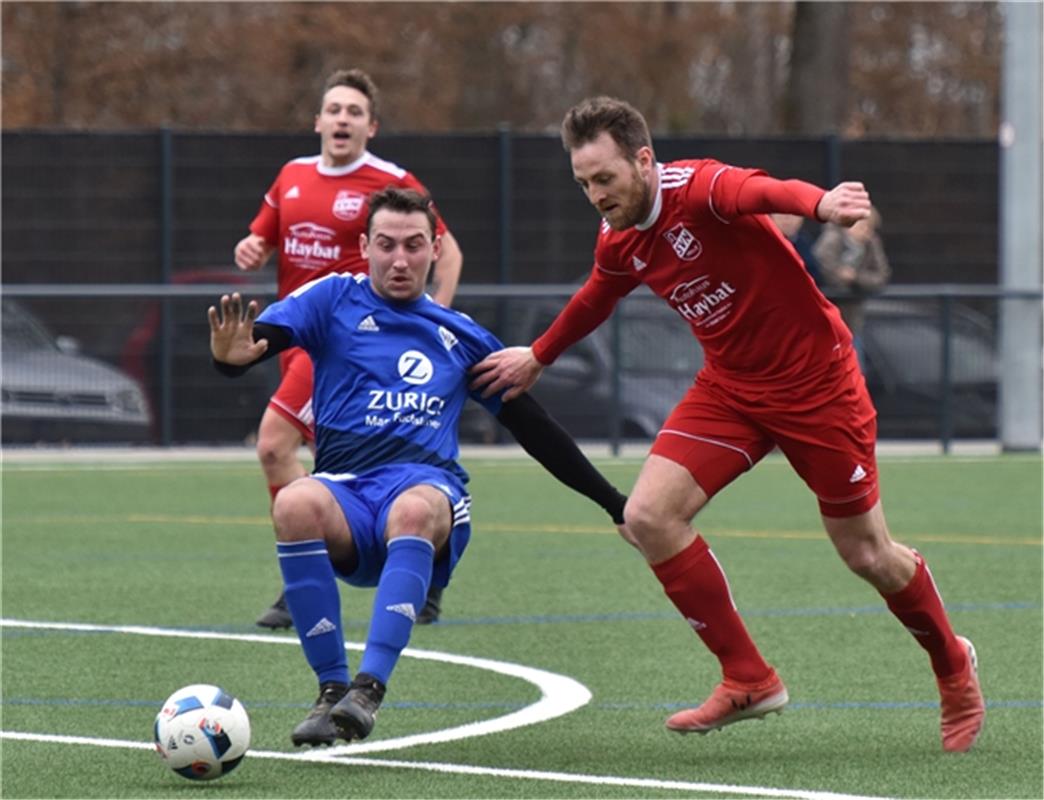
2, 2, 1039, 450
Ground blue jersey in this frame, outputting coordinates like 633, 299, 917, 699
258, 274, 504, 483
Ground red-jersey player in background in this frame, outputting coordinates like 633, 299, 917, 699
471, 96, 984, 753
234, 69, 462, 629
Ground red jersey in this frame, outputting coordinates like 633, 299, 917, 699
533, 159, 852, 392
248, 152, 448, 298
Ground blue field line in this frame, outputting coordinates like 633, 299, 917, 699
0, 601, 1038, 638
0, 697, 527, 711
2, 696, 1039, 713
379, 599, 1041, 628
643, 701, 1044, 714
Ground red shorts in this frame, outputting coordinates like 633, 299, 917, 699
650, 348, 879, 518
267, 347, 315, 442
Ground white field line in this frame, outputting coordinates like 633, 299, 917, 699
1, 619, 896, 800
0, 731, 894, 800
0, 618, 590, 755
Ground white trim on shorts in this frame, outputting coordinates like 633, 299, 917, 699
656, 428, 755, 469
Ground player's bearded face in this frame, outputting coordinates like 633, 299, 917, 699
608, 164, 653, 230
363, 211, 441, 302
572, 134, 654, 231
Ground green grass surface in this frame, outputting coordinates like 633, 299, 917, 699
2, 452, 1041, 798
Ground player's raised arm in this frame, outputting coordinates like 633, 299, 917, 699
209, 293, 291, 373
471, 271, 626, 400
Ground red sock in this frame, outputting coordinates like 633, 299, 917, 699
651, 535, 772, 684
882, 553, 967, 678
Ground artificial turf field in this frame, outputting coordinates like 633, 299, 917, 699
1, 450, 1041, 799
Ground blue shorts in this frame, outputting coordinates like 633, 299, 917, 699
312, 463, 472, 589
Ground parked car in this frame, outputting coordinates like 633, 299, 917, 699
458, 293, 998, 443
2, 298, 152, 443
860, 299, 997, 438
119, 270, 280, 444
458, 290, 700, 443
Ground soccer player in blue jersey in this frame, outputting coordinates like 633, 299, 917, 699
209, 187, 629, 746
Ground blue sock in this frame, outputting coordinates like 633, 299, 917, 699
359, 536, 435, 685
276, 539, 348, 686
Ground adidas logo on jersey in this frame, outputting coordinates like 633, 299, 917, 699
849, 464, 867, 483
305, 617, 336, 638
386, 603, 417, 622
285, 185, 301, 199
358, 315, 380, 332
632, 255, 647, 271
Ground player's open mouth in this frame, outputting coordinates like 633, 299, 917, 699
333, 132, 350, 141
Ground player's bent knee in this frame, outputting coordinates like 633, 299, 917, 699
835, 541, 888, 582
386, 488, 450, 539
256, 430, 299, 472
623, 496, 669, 541
271, 481, 331, 542
256, 411, 305, 472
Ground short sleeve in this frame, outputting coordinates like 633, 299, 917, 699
256, 274, 343, 355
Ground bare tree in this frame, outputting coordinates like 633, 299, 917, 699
784, 2, 851, 134
0, 1, 1002, 137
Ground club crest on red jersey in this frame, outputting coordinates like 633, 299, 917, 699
664, 223, 703, 261
332, 190, 366, 221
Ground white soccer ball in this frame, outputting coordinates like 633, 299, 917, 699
153, 684, 251, 781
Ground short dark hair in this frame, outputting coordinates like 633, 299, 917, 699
561, 96, 652, 159
367, 187, 437, 238
321, 68, 380, 121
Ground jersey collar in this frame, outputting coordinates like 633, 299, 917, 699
364, 276, 432, 311
317, 151, 370, 177
634, 164, 664, 231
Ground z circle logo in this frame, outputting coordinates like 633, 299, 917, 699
398, 350, 434, 385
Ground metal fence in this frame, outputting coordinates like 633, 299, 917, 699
2, 130, 999, 288
3, 282, 1035, 453
2, 130, 1025, 452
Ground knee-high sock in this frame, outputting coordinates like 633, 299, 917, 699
359, 536, 435, 685
277, 539, 348, 685
882, 552, 967, 678
651, 535, 772, 684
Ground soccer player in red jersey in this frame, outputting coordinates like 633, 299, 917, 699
234, 69, 462, 628
471, 96, 984, 753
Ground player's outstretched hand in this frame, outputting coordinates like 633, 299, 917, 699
816, 181, 871, 227
208, 293, 268, 366
470, 346, 544, 401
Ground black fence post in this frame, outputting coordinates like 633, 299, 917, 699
497, 123, 513, 288
609, 310, 622, 455
159, 127, 174, 446
493, 124, 514, 445
939, 295, 954, 453
825, 133, 842, 185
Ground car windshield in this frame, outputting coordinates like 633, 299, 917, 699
618, 313, 702, 374
867, 313, 996, 384
2, 302, 58, 352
